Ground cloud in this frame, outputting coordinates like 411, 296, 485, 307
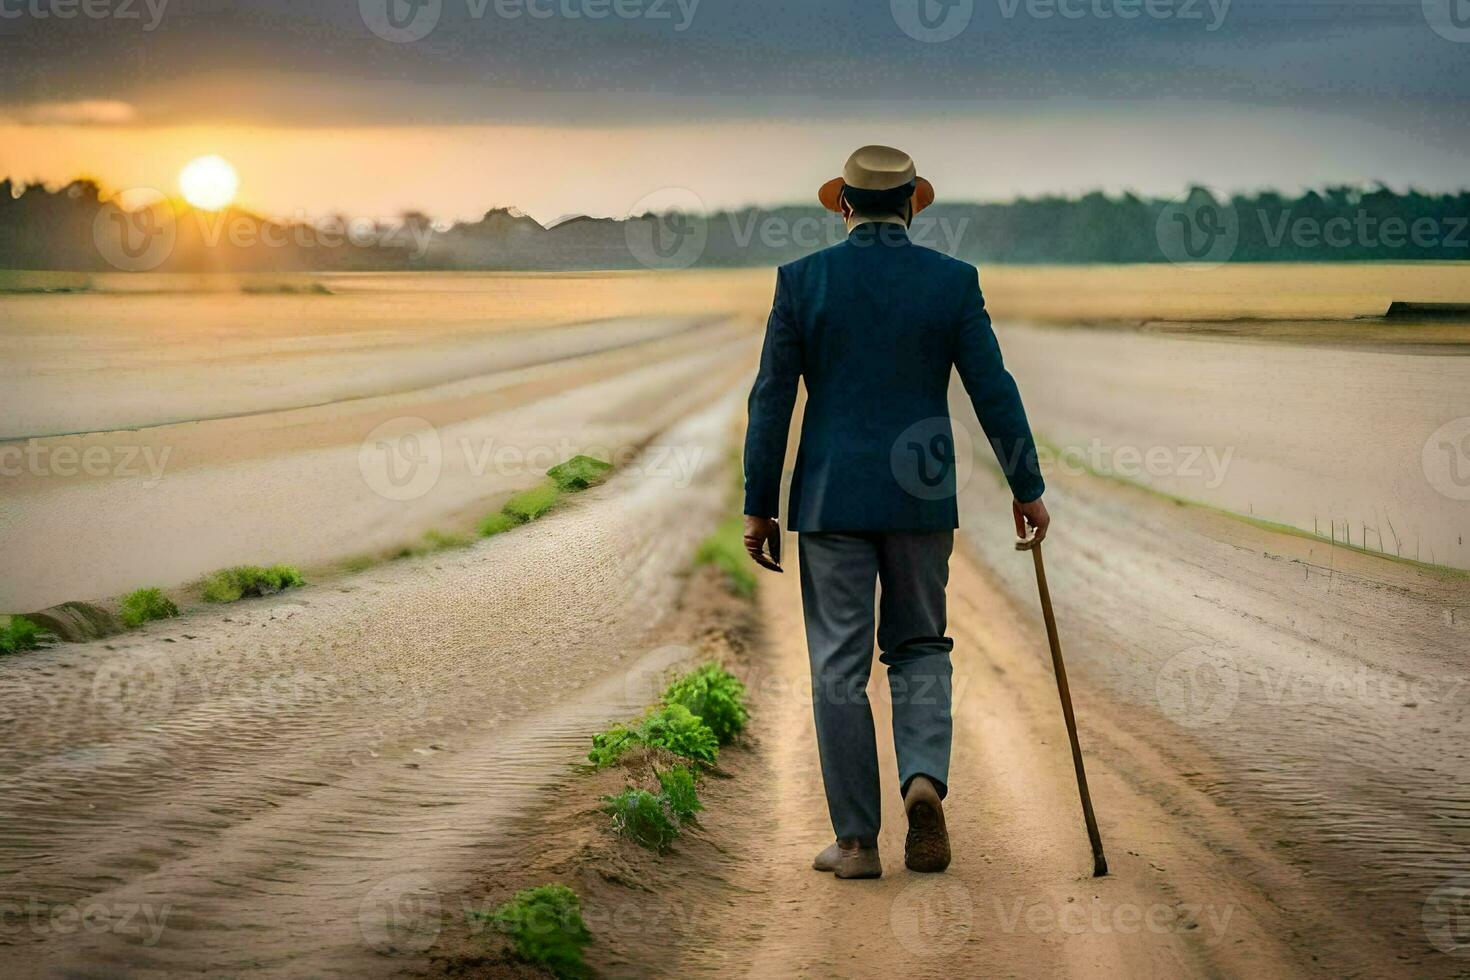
4, 100, 139, 126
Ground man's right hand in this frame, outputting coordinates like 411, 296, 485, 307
1013, 497, 1050, 549
743, 515, 783, 572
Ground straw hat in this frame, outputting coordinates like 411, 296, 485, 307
818, 145, 936, 215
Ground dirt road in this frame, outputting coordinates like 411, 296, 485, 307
705, 538, 1402, 978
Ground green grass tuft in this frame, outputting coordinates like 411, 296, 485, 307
0, 616, 53, 654
656, 765, 703, 823
587, 703, 719, 768
478, 511, 522, 538
502, 481, 562, 523
119, 587, 179, 628
695, 515, 757, 598
396, 529, 475, 558
476, 884, 592, 980
200, 564, 305, 603
546, 454, 613, 492
602, 788, 680, 853
662, 663, 750, 745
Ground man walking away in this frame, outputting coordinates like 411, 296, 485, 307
741, 145, 1049, 879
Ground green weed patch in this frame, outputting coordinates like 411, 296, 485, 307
656, 765, 703, 822
587, 703, 719, 769
119, 588, 179, 627
0, 616, 52, 654
695, 515, 757, 597
547, 454, 613, 492
476, 884, 591, 979
200, 565, 305, 603
477, 511, 521, 537
662, 663, 749, 745
602, 787, 680, 853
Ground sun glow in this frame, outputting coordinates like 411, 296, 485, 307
178, 155, 239, 211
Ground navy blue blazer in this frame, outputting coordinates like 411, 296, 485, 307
743, 221, 1045, 532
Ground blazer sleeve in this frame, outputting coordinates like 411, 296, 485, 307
743, 267, 803, 518
953, 273, 1046, 503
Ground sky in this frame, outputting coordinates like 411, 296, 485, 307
1, 0, 1467, 223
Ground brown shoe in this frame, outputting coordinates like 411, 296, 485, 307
903, 776, 951, 872
813, 840, 882, 879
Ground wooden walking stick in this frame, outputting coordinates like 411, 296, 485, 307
1016, 536, 1109, 877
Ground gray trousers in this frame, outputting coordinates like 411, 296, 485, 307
798, 530, 955, 847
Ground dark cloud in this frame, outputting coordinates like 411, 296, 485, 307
1, 0, 1464, 128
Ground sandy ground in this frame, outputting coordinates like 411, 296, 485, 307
0, 395, 744, 978
4, 265, 1469, 977
0, 312, 757, 611
714, 539, 1404, 978
995, 320, 1470, 570
421, 524, 1420, 979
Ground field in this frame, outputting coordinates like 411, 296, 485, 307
1, 264, 1468, 976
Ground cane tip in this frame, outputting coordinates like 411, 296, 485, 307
1092, 856, 1109, 878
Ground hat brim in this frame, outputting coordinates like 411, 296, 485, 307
818, 176, 936, 215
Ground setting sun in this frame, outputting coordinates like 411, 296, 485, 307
178, 155, 239, 211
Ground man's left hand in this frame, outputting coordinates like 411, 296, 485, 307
743, 515, 783, 572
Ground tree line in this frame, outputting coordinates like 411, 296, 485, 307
2, 178, 1465, 273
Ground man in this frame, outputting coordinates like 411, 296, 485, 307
742, 145, 1049, 880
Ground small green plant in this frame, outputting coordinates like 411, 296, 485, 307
656, 765, 703, 822
502, 481, 561, 523
0, 616, 52, 654
200, 564, 305, 603
119, 587, 179, 628
602, 787, 680, 853
662, 663, 749, 745
547, 454, 613, 492
478, 511, 521, 537
639, 704, 719, 763
695, 515, 757, 597
586, 703, 719, 769
587, 723, 642, 768
477, 884, 592, 980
